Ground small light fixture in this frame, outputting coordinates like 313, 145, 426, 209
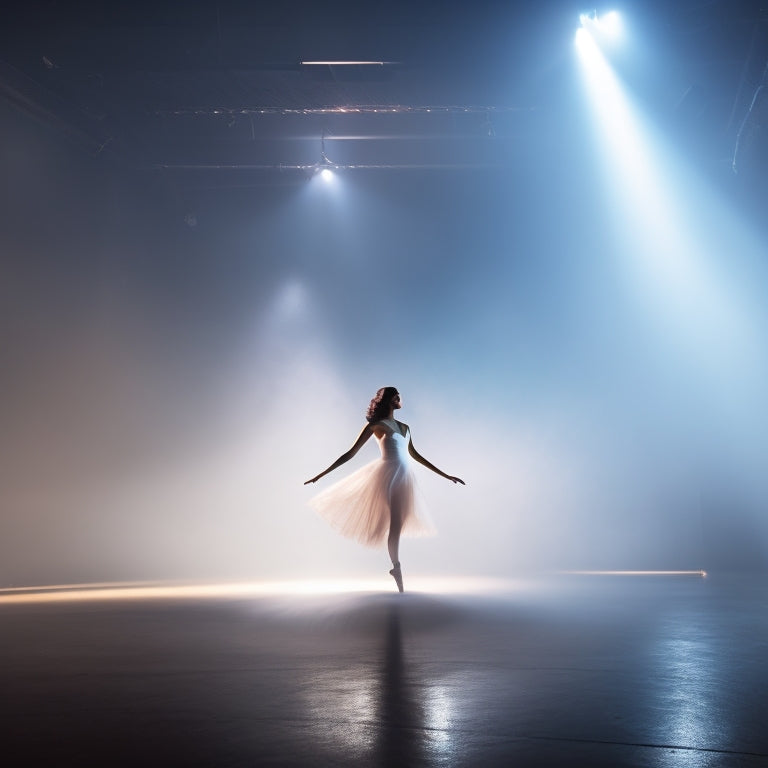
579, 9, 622, 38
314, 133, 336, 180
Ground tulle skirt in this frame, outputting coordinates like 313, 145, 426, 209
309, 458, 435, 547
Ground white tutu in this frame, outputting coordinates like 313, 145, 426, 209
309, 422, 435, 547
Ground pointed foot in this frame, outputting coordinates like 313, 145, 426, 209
389, 563, 404, 593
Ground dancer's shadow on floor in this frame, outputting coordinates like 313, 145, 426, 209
376, 601, 425, 767
374, 594, 467, 768
314, 592, 468, 767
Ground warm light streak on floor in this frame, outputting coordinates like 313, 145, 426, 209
0, 572, 710, 605
0, 577, 513, 605
561, 570, 707, 577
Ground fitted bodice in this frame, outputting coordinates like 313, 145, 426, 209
375, 420, 409, 462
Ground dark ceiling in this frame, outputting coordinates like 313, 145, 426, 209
2, 0, 768, 188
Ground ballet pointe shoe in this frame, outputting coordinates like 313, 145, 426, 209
389, 562, 404, 593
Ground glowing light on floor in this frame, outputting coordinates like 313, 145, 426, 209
0, 577, 515, 605
561, 570, 707, 577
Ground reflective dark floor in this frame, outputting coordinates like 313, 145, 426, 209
2, 574, 767, 767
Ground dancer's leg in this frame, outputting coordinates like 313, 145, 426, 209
387, 517, 402, 568
388, 493, 405, 592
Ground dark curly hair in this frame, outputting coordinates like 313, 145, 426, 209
366, 386, 399, 423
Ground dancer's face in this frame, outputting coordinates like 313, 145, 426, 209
391, 392, 402, 410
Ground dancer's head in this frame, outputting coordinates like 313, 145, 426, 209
366, 387, 400, 422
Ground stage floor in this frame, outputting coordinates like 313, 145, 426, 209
2, 573, 767, 767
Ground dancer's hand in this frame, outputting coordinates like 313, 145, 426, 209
446, 475, 465, 485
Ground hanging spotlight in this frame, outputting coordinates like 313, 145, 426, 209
599, 10, 622, 36
578, 9, 622, 42
313, 133, 337, 181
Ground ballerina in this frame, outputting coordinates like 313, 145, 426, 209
304, 387, 464, 592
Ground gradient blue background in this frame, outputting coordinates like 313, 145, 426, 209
2, 2, 767, 585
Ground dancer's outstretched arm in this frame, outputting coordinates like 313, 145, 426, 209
408, 436, 465, 484
304, 424, 374, 484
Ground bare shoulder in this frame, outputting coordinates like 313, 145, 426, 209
369, 420, 388, 438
